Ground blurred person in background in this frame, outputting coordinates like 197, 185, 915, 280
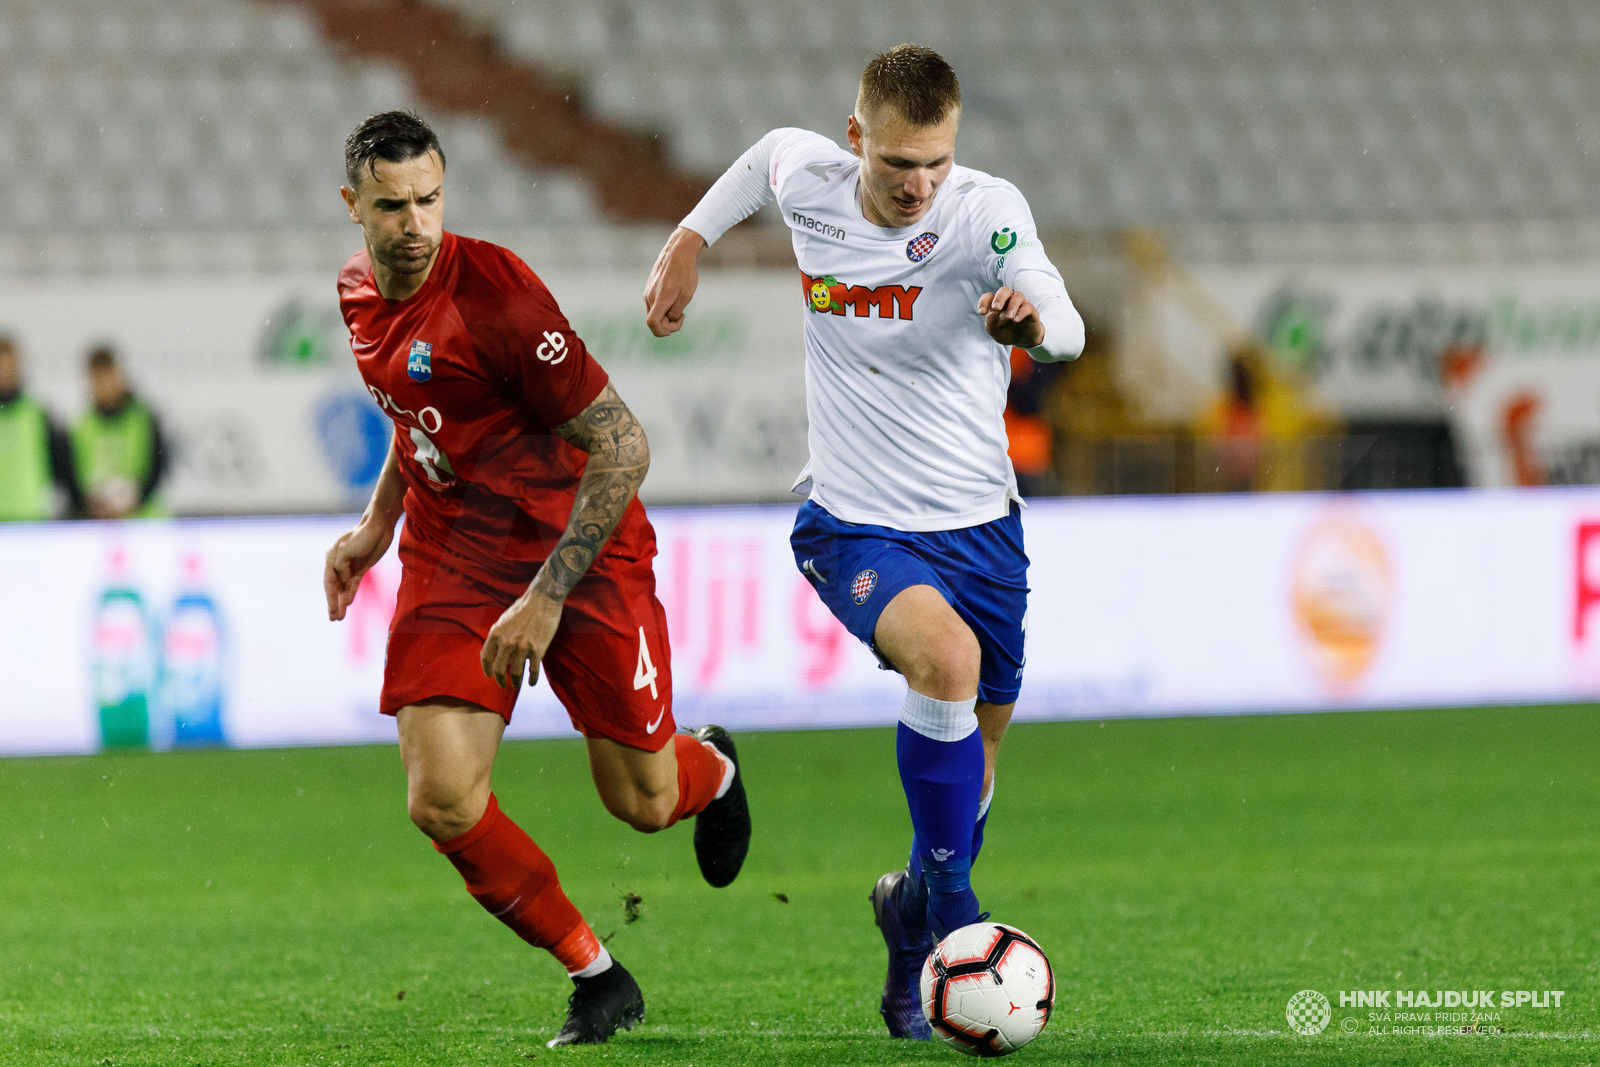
1197, 342, 1338, 492
1198, 347, 1263, 492
0, 335, 82, 521
72, 345, 170, 519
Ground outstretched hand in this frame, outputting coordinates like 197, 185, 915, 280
644, 227, 707, 337
978, 287, 1045, 349
480, 588, 564, 689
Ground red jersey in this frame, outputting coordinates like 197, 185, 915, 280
338, 231, 651, 577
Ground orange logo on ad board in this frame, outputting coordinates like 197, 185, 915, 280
1291, 517, 1392, 690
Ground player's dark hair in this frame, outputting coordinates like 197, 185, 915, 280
87, 345, 118, 372
858, 44, 961, 128
344, 110, 447, 188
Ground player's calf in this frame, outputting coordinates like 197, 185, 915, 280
596, 783, 678, 833
897, 691, 986, 940
587, 732, 734, 837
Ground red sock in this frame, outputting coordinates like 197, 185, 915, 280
666, 734, 724, 825
434, 794, 600, 973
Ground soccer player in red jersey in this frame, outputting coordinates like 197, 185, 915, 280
322, 111, 751, 1047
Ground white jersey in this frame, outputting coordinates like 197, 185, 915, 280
682, 127, 1084, 532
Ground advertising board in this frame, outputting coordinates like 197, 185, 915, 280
0, 267, 805, 513
3, 491, 1598, 757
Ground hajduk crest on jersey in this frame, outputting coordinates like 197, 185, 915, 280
906, 231, 939, 262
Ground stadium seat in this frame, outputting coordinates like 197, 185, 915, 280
407, 0, 1600, 232
7, 0, 1600, 244
0, 0, 599, 239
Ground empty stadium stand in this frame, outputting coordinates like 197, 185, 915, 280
439, 0, 1600, 238
8, 0, 1600, 271
0, 0, 599, 246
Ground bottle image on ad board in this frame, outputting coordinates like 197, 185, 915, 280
159, 553, 227, 747
92, 547, 156, 749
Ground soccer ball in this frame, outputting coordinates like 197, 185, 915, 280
920, 922, 1054, 1056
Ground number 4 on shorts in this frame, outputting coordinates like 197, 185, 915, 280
633, 626, 659, 699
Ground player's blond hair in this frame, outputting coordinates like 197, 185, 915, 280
857, 44, 962, 129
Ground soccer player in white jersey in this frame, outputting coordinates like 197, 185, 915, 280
644, 45, 1084, 1039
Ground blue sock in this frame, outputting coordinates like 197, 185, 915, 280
896, 693, 984, 941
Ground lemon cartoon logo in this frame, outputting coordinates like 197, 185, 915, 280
1291, 517, 1392, 692
990, 227, 1019, 255
809, 275, 841, 313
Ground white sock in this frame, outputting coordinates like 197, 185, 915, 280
977, 779, 995, 821
705, 741, 735, 799
569, 944, 613, 979
900, 689, 979, 741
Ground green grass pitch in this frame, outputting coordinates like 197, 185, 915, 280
2, 704, 1595, 1065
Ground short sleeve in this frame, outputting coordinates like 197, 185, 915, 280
455, 246, 609, 428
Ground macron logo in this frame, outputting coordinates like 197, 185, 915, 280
793, 212, 846, 241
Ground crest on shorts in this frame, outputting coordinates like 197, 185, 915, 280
906, 231, 939, 262
851, 569, 879, 604
407, 339, 433, 382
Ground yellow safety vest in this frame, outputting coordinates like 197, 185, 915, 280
71, 399, 169, 518
0, 396, 54, 521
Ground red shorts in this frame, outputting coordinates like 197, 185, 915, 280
380, 521, 676, 752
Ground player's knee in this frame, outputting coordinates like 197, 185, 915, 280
913, 625, 981, 700
407, 782, 483, 841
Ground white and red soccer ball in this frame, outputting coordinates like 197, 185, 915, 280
920, 922, 1054, 1056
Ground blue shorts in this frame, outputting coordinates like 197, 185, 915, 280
790, 500, 1030, 705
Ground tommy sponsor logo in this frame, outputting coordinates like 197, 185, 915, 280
407, 339, 433, 382
802, 272, 922, 319
851, 568, 878, 604
793, 211, 846, 241
906, 231, 939, 262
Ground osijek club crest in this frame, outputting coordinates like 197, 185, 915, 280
407, 340, 433, 382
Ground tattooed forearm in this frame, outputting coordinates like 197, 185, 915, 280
533, 383, 651, 601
